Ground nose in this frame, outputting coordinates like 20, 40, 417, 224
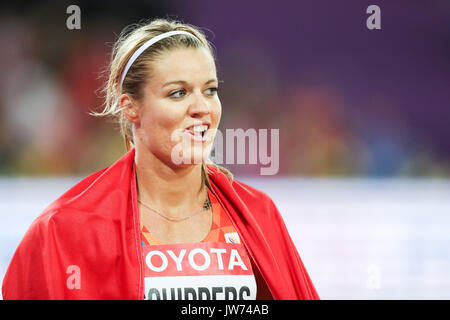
187, 90, 210, 118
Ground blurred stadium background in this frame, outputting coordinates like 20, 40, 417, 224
1, 0, 449, 299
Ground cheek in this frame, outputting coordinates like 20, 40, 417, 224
149, 110, 186, 148
139, 120, 180, 161
211, 100, 222, 126
142, 101, 184, 130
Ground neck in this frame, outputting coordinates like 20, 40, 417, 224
134, 144, 206, 218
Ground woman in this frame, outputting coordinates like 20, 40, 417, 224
2, 19, 318, 300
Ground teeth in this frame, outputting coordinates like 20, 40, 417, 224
191, 125, 208, 133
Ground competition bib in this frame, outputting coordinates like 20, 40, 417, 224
143, 241, 257, 300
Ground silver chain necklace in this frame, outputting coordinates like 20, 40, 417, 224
138, 190, 211, 222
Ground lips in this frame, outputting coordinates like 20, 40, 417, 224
184, 122, 210, 140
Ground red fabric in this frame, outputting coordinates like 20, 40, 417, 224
2, 149, 319, 300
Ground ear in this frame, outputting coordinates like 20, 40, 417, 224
119, 93, 140, 124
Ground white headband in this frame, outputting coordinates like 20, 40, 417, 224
120, 30, 198, 87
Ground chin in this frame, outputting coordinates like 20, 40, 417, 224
177, 151, 208, 166
170, 140, 212, 167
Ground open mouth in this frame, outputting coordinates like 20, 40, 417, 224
184, 124, 209, 141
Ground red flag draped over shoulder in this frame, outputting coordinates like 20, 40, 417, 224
207, 166, 318, 300
2, 149, 319, 300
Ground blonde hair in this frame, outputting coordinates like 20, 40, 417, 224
92, 18, 233, 189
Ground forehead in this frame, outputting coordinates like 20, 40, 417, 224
150, 47, 217, 85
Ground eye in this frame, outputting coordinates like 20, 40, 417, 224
205, 87, 219, 96
169, 89, 186, 99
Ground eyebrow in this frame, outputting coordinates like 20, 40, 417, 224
162, 79, 218, 88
